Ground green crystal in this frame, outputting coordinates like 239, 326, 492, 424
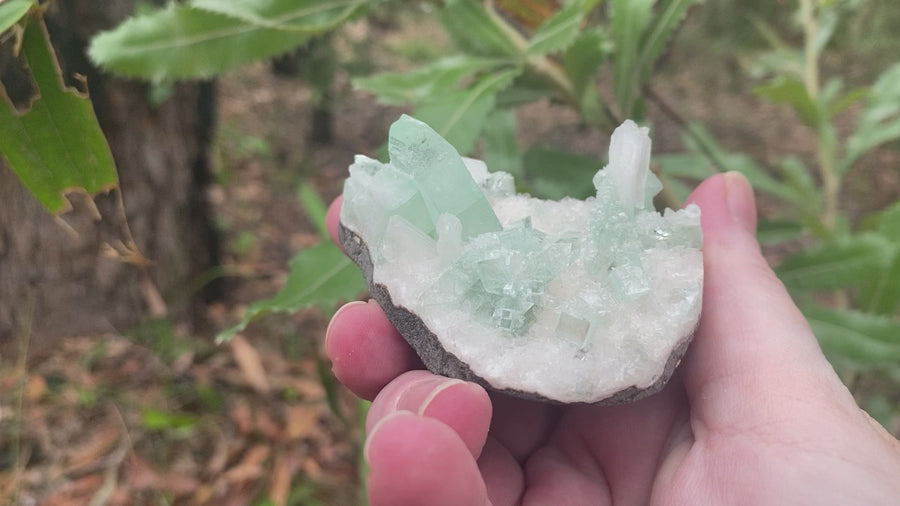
388, 115, 502, 240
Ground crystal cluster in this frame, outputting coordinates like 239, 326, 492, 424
341, 115, 703, 404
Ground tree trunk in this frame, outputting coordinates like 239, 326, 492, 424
0, 1, 220, 352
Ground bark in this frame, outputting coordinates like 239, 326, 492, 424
0, 1, 220, 352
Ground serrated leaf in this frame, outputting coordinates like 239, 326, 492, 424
754, 76, 819, 126
776, 234, 895, 291
353, 56, 508, 105
526, 0, 585, 56
217, 241, 365, 342
482, 108, 522, 177
0, 0, 31, 34
804, 305, 900, 366
88, 4, 312, 79
523, 146, 598, 200
842, 61, 900, 173
439, 0, 519, 58
190, 0, 365, 32
564, 27, 610, 101
611, 0, 653, 117
415, 67, 520, 155
0, 19, 118, 214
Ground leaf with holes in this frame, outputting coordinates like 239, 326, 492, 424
0, 19, 118, 214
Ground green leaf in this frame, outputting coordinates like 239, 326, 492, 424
142, 408, 199, 431
439, 0, 519, 58
611, 0, 653, 117
776, 234, 895, 291
415, 67, 520, 155
776, 156, 820, 213
754, 76, 819, 126
564, 27, 609, 94
297, 183, 329, 239
804, 305, 900, 366
842, 61, 900, 173
637, 0, 702, 78
526, 0, 585, 56
352, 56, 508, 105
523, 146, 598, 200
859, 203, 900, 314
88, 4, 312, 79
655, 152, 716, 180
682, 123, 794, 202
482, 108, 522, 177
756, 219, 805, 245
190, 0, 365, 31
0, 0, 31, 34
0, 19, 118, 214
217, 241, 365, 342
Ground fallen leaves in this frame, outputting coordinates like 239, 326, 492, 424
0, 332, 363, 505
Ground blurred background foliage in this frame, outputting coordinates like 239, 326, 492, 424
1, 0, 898, 503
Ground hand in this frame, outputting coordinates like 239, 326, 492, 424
324, 173, 900, 505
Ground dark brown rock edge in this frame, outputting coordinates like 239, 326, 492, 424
339, 222, 697, 406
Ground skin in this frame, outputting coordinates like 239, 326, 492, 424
324, 172, 900, 505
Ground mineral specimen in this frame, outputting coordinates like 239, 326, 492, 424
340, 115, 703, 404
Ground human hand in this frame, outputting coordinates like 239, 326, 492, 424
324, 172, 900, 505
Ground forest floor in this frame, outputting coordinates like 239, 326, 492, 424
2, 7, 899, 506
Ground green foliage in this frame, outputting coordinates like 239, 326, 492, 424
217, 241, 365, 342
88, 0, 370, 79
0, 18, 119, 214
0, 0, 30, 34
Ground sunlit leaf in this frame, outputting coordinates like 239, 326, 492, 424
415, 67, 520, 155
88, 3, 312, 79
439, 0, 519, 58
217, 242, 365, 342
191, 0, 365, 31
353, 56, 509, 105
0, 0, 31, 34
0, 19, 118, 214
776, 234, 895, 291
526, 0, 585, 56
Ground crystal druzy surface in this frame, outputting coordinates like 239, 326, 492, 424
341, 115, 703, 404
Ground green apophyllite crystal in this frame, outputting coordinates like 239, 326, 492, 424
388, 115, 502, 240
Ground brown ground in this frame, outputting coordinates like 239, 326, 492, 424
2, 9, 899, 506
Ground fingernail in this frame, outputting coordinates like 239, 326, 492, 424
723, 172, 757, 234
417, 379, 467, 416
324, 300, 367, 348
364, 411, 414, 464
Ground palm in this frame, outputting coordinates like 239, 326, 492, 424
326, 174, 900, 505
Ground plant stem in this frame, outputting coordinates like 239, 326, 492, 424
483, 1, 616, 131
800, 0, 840, 231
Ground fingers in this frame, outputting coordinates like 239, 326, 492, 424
366, 370, 492, 458
325, 300, 421, 400
682, 172, 853, 430
364, 371, 494, 506
366, 413, 490, 506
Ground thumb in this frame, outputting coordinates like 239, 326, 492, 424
682, 172, 854, 429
